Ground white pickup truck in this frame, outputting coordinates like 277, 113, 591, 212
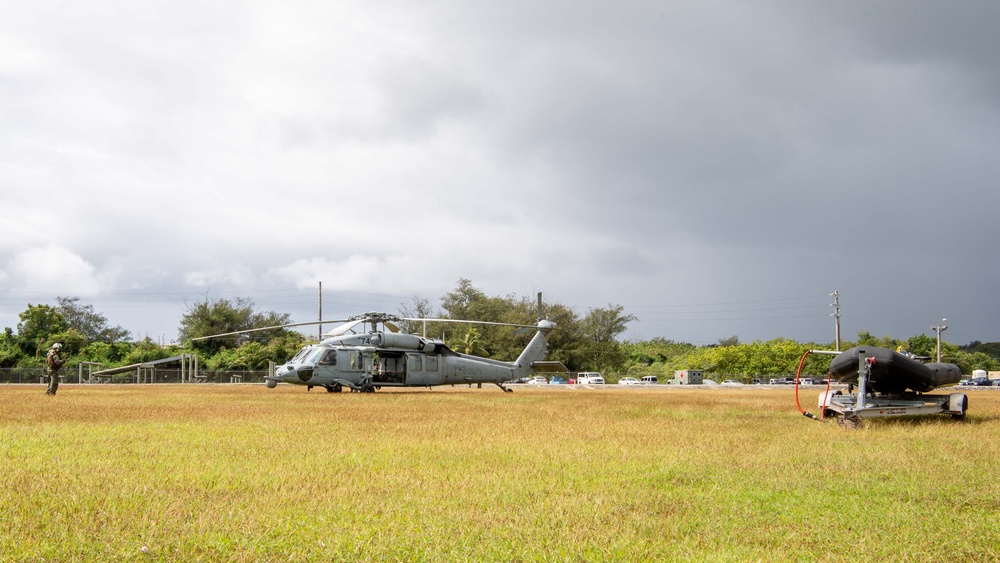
575, 372, 605, 385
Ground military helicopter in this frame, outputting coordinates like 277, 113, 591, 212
193, 293, 567, 393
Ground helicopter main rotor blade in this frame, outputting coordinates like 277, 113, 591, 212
324, 319, 371, 337
191, 320, 351, 341
403, 318, 538, 329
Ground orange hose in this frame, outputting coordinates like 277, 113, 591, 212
795, 350, 825, 421
794, 350, 810, 414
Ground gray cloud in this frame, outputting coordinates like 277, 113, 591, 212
1, 0, 998, 346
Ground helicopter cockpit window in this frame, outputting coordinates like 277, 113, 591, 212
305, 349, 324, 364
425, 356, 438, 372
318, 350, 337, 365
291, 347, 311, 363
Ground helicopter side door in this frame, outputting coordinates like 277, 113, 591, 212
332, 350, 366, 387
405, 353, 445, 386
312, 348, 339, 383
373, 351, 405, 385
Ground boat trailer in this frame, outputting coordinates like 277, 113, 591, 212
816, 348, 968, 428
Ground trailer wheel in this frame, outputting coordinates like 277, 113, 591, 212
951, 395, 968, 420
840, 416, 861, 430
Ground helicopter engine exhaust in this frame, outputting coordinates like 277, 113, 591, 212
368, 333, 428, 350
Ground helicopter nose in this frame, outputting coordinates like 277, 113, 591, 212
276, 363, 314, 383
290, 366, 313, 383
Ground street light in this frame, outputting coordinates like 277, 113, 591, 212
931, 318, 948, 362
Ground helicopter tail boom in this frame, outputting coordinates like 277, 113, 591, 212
511, 320, 557, 379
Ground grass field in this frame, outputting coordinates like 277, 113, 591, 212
2, 384, 998, 562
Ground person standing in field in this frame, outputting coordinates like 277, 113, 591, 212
45, 342, 65, 395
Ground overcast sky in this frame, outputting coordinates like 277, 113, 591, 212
2, 0, 998, 347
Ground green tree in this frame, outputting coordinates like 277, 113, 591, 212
439, 278, 489, 319
438, 279, 514, 359
951, 350, 1000, 373
452, 327, 487, 356
960, 341, 1000, 362
435, 279, 585, 368
16, 304, 68, 356
263, 333, 308, 364
122, 337, 174, 365
398, 296, 435, 335
0, 328, 21, 367
855, 330, 900, 350
579, 304, 637, 373
179, 297, 291, 354
623, 338, 697, 371
717, 335, 739, 347
905, 334, 937, 357
207, 343, 267, 370
56, 296, 131, 343
47, 328, 88, 357
76, 341, 133, 366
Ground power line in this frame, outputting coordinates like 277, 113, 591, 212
623, 294, 827, 310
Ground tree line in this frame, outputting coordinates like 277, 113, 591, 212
3, 280, 998, 378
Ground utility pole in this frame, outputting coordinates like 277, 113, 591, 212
829, 291, 841, 351
932, 318, 948, 362
318, 281, 323, 341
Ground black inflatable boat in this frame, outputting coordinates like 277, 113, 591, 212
828, 346, 963, 394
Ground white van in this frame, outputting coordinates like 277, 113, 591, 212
575, 372, 605, 384
641, 375, 658, 385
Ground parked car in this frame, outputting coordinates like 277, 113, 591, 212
640, 375, 658, 385
618, 377, 640, 385
527, 376, 548, 385
550, 376, 566, 384
969, 377, 992, 387
721, 380, 743, 385
575, 372, 605, 384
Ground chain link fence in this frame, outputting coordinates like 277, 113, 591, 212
0, 368, 269, 385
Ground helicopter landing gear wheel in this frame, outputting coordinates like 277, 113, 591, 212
325, 383, 342, 393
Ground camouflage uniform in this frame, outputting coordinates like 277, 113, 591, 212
45, 344, 65, 395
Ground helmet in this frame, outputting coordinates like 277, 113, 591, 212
52, 343, 62, 350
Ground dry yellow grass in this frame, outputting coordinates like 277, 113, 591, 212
1, 384, 998, 561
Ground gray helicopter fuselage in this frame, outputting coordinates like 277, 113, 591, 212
268, 327, 550, 391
